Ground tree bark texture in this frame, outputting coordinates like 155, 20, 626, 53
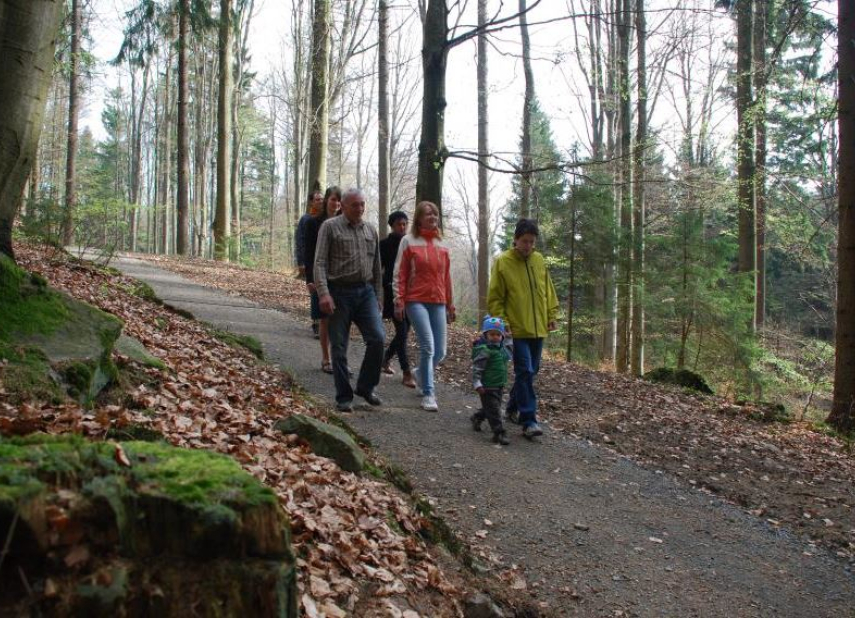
753, 0, 767, 328
159, 56, 172, 255
736, 0, 755, 291
630, 0, 647, 376
0, 0, 63, 259
62, 0, 82, 246
615, 0, 632, 373
829, 0, 855, 433
378, 0, 390, 238
214, 0, 233, 260
477, 0, 490, 317
416, 0, 449, 216
176, 0, 191, 254
308, 0, 330, 193
518, 0, 534, 220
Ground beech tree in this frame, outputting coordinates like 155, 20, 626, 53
62, 0, 82, 246
213, 0, 233, 260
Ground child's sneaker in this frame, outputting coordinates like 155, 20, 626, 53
522, 423, 543, 438
470, 413, 483, 432
505, 407, 520, 425
492, 431, 510, 445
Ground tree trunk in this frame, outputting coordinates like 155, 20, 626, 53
736, 0, 755, 321
615, 0, 632, 374
214, 0, 233, 260
753, 0, 767, 329
307, 0, 330, 192
477, 0, 490, 317
378, 0, 390, 238
630, 0, 646, 376
159, 56, 172, 255
62, 0, 82, 247
416, 0, 449, 216
0, 0, 63, 259
176, 0, 190, 254
829, 0, 855, 433
518, 0, 534, 220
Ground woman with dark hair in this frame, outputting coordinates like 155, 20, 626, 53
393, 201, 456, 411
380, 211, 416, 388
304, 186, 342, 373
296, 190, 324, 336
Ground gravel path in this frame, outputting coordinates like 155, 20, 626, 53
110, 255, 855, 617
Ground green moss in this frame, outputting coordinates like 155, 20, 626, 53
0, 342, 65, 404
0, 435, 276, 516
205, 325, 265, 360
123, 442, 277, 510
0, 254, 70, 341
104, 424, 165, 442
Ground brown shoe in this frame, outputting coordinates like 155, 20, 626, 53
402, 370, 416, 388
381, 362, 395, 376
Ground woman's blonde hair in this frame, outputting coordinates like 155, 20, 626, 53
411, 201, 442, 239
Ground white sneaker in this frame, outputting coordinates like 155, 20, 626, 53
421, 395, 438, 411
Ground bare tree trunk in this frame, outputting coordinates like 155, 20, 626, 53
630, 0, 646, 376
193, 44, 208, 256
62, 0, 82, 247
0, 0, 62, 259
829, 0, 855, 433
736, 0, 755, 322
416, 0, 449, 215
307, 0, 330, 192
214, 0, 233, 260
753, 0, 767, 328
518, 0, 534, 220
176, 0, 190, 254
615, 0, 632, 373
159, 56, 173, 255
378, 0, 390, 238
129, 61, 150, 252
477, 0, 490, 317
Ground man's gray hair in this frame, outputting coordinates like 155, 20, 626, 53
342, 187, 365, 204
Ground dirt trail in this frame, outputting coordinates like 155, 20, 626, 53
110, 255, 855, 617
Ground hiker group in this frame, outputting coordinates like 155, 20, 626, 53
295, 187, 558, 445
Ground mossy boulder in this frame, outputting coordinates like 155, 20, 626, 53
275, 414, 365, 473
643, 367, 714, 395
114, 334, 165, 370
0, 434, 297, 617
0, 255, 123, 404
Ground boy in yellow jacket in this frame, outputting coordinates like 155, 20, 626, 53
487, 219, 559, 438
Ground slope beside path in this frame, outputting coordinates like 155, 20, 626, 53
109, 254, 855, 617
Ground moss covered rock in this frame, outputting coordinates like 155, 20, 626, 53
275, 414, 365, 473
0, 434, 297, 617
0, 255, 123, 404
643, 367, 714, 395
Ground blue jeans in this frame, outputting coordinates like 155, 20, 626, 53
327, 284, 385, 404
506, 338, 544, 427
406, 302, 446, 397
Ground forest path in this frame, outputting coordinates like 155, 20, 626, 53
109, 254, 855, 618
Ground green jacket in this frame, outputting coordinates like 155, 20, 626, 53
487, 249, 559, 339
472, 337, 513, 389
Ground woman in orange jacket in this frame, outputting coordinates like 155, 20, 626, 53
393, 201, 456, 411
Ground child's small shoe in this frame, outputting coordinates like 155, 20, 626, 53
492, 431, 510, 446
470, 413, 483, 432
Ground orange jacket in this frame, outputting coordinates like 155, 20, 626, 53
392, 230, 454, 310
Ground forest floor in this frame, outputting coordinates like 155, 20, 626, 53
103, 251, 855, 617
9, 245, 854, 617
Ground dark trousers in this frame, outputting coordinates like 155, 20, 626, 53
474, 388, 505, 434
383, 316, 411, 371
506, 338, 544, 427
327, 284, 385, 405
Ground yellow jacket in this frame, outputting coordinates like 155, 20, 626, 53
487, 249, 559, 339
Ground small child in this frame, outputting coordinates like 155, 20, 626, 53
470, 316, 513, 445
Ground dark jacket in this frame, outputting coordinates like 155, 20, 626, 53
380, 232, 404, 319
303, 214, 331, 284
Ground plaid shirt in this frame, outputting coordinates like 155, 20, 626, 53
313, 215, 382, 299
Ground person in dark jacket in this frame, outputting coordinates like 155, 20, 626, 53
380, 211, 416, 388
304, 186, 341, 373
296, 190, 323, 337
